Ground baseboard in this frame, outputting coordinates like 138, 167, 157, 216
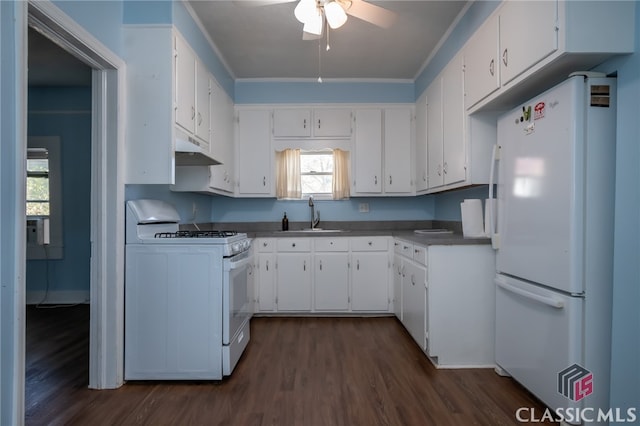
26, 290, 90, 305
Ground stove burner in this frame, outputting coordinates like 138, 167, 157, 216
155, 230, 239, 239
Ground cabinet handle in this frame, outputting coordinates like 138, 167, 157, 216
443, 162, 448, 175
357, 260, 360, 270
303, 118, 307, 129
502, 48, 508, 67
368, 241, 373, 246
191, 106, 195, 120
411, 274, 415, 286
266, 260, 269, 271
263, 242, 268, 247
292, 242, 296, 247
317, 119, 321, 129
303, 260, 306, 271
263, 176, 266, 186
319, 260, 323, 271
197, 112, 202, 125
423, 171, 426, 182
394, 242, 399, 247
389, 175, 392, 185
437, 164, 442, 176
374, 175, 378, 185
489, 59, 494, 76
414, 249, 419, 253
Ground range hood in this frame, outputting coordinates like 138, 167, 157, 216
175, 127, 221, 166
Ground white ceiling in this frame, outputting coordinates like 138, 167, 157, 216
188, 0, 469, 80
27, 1, 469, 86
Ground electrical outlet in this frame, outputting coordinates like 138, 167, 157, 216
359, 203, 369, 213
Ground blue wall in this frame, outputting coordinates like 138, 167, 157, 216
26, 87, 92, 301
594, 4, 640, 417
209, 195, 435, 223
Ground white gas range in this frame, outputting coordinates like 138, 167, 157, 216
124, 199, 253, 380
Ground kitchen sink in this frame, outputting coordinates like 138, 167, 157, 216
414, 229, 453, 235
299, 228, 347, 232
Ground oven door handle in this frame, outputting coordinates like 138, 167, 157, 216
226, 252, 252, 270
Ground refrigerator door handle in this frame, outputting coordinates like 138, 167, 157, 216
496, 278, 565, 309
488, 144, 500, 249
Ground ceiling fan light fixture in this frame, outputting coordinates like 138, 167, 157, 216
324, 1, 347, 29
302, 10, 323, 36
294, 0, 317, 24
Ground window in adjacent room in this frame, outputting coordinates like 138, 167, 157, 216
27, 148, 51, 216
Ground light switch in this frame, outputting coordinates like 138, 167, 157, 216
359, 203, 369, 213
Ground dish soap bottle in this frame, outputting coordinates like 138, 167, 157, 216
282, 212, 289, 231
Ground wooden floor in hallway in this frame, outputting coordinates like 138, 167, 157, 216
25, 305, 556, 425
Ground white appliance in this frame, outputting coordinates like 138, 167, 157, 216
491, 75, 616, 422
125, 199, 252, 380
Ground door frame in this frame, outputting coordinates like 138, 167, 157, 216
1, 1, 126, 422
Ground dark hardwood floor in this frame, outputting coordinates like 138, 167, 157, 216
26, 305, 556, 425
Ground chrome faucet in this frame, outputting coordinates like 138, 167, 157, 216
308, 196, 320, 229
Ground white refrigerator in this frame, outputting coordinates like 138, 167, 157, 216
493, 75, 616, 422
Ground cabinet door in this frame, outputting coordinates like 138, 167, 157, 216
256, 253, 276, 312
464, 16, 500, 110
313, 109, 352, 137
441, 53, 466, 186
384, 108, 413, 194
276, 253, 312, 311
402, 260, 426, 350
414, 92, 428, 192
209, 80, 234, 192
353, 109, 382, 194
499, 0, 558, 86
194, 60, 211, 144
237, 109, 272, 195
273, 109, 312, 137
392, 255, 404, 320
351, 252, 389, 311
174, 34, 195, 133
426, 79, 443, 189
314, 253, 350, 311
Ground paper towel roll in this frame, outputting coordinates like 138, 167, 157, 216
484, 198, 497, 236
461, 199, 485, 238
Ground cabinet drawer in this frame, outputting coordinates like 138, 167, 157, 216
314, 238, 349, 252
276, 238, 311, 252
256, 238, 275, 253
413, 245, 427, 266
351, 237, 389, 252
393, 239, 413, 257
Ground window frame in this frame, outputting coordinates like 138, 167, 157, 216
27, 136, 63, 260
300, 149, 334, 200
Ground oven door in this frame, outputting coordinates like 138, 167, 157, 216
223, 250, 253, 345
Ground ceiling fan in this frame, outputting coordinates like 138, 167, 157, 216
294, 0, 396, 39
239, 0, 396, 39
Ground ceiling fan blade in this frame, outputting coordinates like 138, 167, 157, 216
233, 0, 295, 7
343, 0, 396, 28
303, 31, 323, 40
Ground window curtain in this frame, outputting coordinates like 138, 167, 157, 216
332, 149, 350, 200
276, 148, 301, 199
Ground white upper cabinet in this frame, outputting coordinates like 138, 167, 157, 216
463, 16, 500, 110
498, 0, 557, 87
414, 92, 428, 193
464, 0, 635, 111
353, 109, 383, 194
209, 79, 235, 193
272, 109, 311, 137
272, 108, 352, 138
237, 109, 273, 196
427, 53, 475, 192
383, 108, 413, 194
175, 33, 211, 149
313, 108, 353, 137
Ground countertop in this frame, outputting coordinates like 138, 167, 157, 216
184, 220, 491, 246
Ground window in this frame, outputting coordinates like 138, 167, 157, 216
300, 150, 333, 196
27, 148, 50, 216
26, 136, 63, 259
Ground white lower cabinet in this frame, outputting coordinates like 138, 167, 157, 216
276, 239, 312, 312
255, 239, 276, 312
314, 238, 350, 311
350, 237, 391, 312
426, 244, 495, 367
403, 259, 427, 350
